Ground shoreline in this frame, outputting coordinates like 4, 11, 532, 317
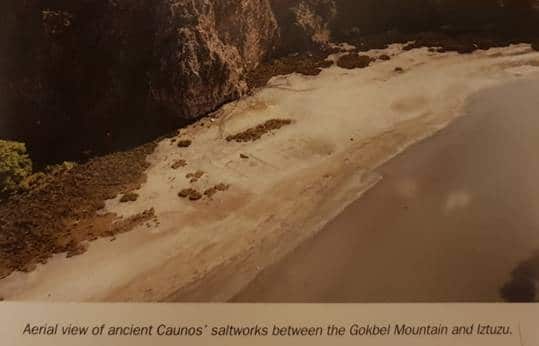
234, 77, 539, 302
1, 44, 539, 302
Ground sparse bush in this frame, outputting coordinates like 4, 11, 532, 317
45, 161, 77, 175
0, 140, 33, 196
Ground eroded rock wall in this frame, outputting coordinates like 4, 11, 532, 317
149, 0, 279, 119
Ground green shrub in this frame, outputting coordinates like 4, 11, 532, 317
0, 140, 33, 196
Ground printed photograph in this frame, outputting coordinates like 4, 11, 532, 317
1, 0, 539, 302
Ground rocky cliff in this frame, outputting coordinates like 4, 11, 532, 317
1, 0, 282, 165
149, 0, 279, 120
1, 0, 537, 165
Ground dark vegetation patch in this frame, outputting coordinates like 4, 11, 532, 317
171, 159, 187, 169
337, 53, 373, 69
178, 188, 202, 201
177, 140, 192, 148
204, 183, 230, 198
246, 51, 334, 89
0, 142, 156, 278
119, 192, 139, 203
186, 170, 205, 183
226, 119, 293, 143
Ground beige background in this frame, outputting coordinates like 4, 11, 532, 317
1, 303, 538, 346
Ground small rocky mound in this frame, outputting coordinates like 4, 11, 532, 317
226, 119, 293, 143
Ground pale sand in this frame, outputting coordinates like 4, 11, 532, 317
1, 44, 539, 301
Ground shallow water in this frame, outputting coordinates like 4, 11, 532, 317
234, 77, 539, 303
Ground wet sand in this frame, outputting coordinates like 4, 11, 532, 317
234, 77, 539, 303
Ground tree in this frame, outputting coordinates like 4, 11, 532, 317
0, 140, 33, 196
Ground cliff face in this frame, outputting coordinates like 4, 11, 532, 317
1, 0, 537, 165
150, 0, 279, 119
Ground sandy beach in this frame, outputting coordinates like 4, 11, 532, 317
1, 44, 539, 302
